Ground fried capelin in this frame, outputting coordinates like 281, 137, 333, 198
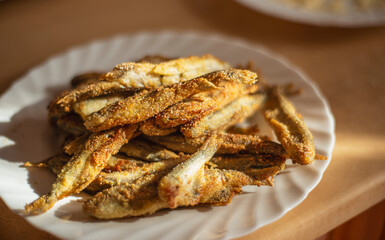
155, 81, 259, 128
104, 54, 230, 88
119, 138, 179, 162
158, 134, 221, 208
54, 113, 88, 135
180, 94, 265, 139
84, 77, 219, 132
63, 134, 89, 155
139, 118, 178, 136
25, 125, 138, 215
83, 171, 169, 219
85, 69, 258, 132
146, 133, 286, 156
136, 55, 171, 64
73, 94, 126, 120
43, 154, 148, 177
48, 55, 229, 119
263, 87, 315, 165
86, 155, 189, 193
48, 81, 135, 120
83, 167, 271, 219
45, 154, 71, 175
209, 133, 286, 156
103, 155, 148, 172
211, 154, 286, 172
70, 72, 102, 88
226, 124, 259, 135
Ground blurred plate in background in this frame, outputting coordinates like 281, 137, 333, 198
237, 0, 385, 27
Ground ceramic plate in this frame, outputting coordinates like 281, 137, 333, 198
0, 31, 335, 240
237, 0, 385, 27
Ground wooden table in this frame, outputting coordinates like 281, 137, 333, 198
1, 0, 384, 239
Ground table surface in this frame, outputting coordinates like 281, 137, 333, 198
0, 0, 384, 239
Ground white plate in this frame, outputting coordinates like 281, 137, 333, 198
237, 0, 385, 27
0, 31, 335, 240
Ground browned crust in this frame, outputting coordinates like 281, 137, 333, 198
119, 137, 179, 162
211, 154, 286, 172
146, 133, 286, 156
63, 134, 89, 155
139, 118, 178, 136
84, 77, 218, 132
54, 113, 88, 135
48, 81, 134, 119
70, 72, 102, 88
263, 87, 315, 165
155, 81, 259, 128
180, 94, 265, 139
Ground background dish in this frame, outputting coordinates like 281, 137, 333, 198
0, 31, 335, 240
237, 0, 385, 27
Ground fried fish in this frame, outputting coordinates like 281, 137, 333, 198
263, 87, 315, 165
25, 125, 138, 215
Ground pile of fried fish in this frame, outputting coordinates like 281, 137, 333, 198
24, 55, 323, 219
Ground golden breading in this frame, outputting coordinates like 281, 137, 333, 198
84, 69, 258, 132
146, 133, 286, 156
180, 94, 265, 139
24, 54, 322, 219
155, 81, 259, 128
158, 134, 221, 208
263, 87, 315, 165
139, 118, 178, 136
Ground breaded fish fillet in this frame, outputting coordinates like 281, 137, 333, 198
25, 125, 138, 215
